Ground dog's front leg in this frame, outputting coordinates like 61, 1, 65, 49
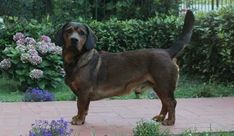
71, 97, 90, 125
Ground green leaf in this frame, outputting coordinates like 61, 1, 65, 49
38, 81, 46, 89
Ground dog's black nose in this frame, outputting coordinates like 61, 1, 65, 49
71, 38, 79, 47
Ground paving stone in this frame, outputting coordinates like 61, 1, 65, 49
0, 97, 233, 135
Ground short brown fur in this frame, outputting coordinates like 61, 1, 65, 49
56, 11, 194, 126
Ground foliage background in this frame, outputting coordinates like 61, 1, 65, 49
181, 7, 234, 83
0, 0, 179, 22
0, 1, 234, 91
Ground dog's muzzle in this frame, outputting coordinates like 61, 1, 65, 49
71, 38, 79, 47
70, 32, 79, 48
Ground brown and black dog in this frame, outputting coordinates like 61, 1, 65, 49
56, 10, 194, 126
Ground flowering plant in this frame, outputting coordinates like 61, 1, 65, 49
23, 88, 55, 102
29, 118, 73, 136
0, 32, 64, 90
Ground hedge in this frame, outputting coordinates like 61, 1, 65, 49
181, 7, 234, 83
89, 16, 182, 52
1, 6, 233, 90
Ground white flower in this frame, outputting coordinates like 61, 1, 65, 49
20, 53, 31, 63
0, 59, 11, 70
16, 44, 27, 52
27, 44, 36, 50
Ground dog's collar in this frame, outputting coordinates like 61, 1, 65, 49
77, 49, 98, 68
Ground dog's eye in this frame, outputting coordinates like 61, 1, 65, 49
79, 31, 85, 36
65, 29, 72, 34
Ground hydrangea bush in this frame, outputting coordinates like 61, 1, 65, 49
0, 32, 63, 90
29, 118, 73, 136
23, 88, 55, 102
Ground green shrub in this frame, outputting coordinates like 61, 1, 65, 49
0, 32, 63, 90
0, 0, 179, 22
133, 120, 168, 136
181, 6, 234, 83
89, 15, 182, 52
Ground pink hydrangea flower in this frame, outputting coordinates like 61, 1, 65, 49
13, 32, 25, 41
41, 35, 51, 43
16, 39, 25, 45
27, 49, 38, 56
48, 43, 62, 55
29, 69, 43, 79
37, 41, 49, 54
29, 55, 42, 65
25, 37, 36, 45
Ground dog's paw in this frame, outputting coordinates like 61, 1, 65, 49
71, 115, 85, 125
162, 119, 175, 126
152, 114, 165, 122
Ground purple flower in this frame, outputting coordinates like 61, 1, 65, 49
29, 118, 73, 136
23, 88, 54, 102
40, 35, 51, 43
29, 55, 42, 65
13, 32, 25, 41
49, 43, 62, 55
26, 49, 42, 65
16, 39, 25, 45
25, 37, 36, 45
29, 69, 43, 79
0, 58, 11, 70
27, 49, 38, 56
37, 41, 49, 54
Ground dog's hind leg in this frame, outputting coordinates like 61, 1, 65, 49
162, 91, 177, 126
152, 88, 168, 122
152, 85, 177, 126
150, 69, 178, 125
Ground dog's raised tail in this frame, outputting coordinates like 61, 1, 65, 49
167, 10, 195, 58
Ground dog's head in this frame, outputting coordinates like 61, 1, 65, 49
56, 22, 96, 63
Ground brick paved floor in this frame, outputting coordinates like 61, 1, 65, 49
0, 97, 234, 136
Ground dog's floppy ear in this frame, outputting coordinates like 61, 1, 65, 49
84, 25, 97, 50
55, 23, 69, 46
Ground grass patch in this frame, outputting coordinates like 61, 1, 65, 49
133, 120, 234, 136
112, 75, 234, 99
0, 78, 23, 102
0, 74, 233, 102
175, 75, 234, 98
0, 77, 76, 102
182, 129, 234, 136
50, 83, 76, 101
